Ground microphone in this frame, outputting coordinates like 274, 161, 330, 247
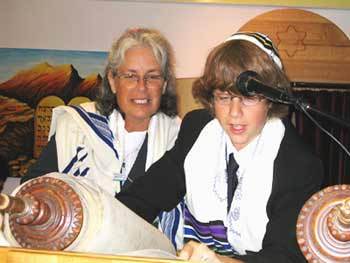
236, 71, 294, 104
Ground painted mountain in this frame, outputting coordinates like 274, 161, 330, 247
0, 62, 102, 177
0, 62, 101, 107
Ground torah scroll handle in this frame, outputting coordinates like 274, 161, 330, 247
297, 185, 350, 263
0, 176, 83, 250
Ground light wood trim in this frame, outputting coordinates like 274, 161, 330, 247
0, 246, 185, 263
135, 0, 350, 9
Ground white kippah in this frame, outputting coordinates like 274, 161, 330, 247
225, 31, 283, 70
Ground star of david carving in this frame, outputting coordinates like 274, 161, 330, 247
276, 26, 307, 57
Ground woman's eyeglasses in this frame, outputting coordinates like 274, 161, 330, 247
213, 92, 263, 107
117, 72, 164, 88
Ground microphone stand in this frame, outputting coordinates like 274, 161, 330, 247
292, 97, 350, 130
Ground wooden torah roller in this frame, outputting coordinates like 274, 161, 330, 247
0, 176, 83, 250
0, 173, 176, 255
297, 185, 350, 262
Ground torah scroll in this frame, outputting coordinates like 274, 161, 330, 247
0, 173, 176, 256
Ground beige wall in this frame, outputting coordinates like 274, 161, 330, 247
1, 0, 349, 79
1, 0, 349, 118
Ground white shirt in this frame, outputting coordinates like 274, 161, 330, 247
123, 130, 147, 177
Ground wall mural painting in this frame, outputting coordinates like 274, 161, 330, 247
0, 48, 107, 178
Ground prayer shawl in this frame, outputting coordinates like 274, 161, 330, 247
183, 117, 285, 255
49, 102, 180, 196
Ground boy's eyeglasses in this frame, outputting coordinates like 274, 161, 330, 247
213, 93, 263, 107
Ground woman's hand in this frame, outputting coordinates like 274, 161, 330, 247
178, 241, 243, 263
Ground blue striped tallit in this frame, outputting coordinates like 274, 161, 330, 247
70, 105, 118, 159
158, 200, 184, 249
62, 105, 118, 176
183, 206, 236, 256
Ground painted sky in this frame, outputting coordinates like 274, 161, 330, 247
0, 48, 108, 83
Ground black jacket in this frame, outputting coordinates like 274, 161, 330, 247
117, 109, 324, 263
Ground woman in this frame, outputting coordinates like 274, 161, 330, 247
117, 32, 324, 262
21, 28, 182, 246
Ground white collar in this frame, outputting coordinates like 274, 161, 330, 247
224, 132, 261, 169
108, 109, 118, 138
